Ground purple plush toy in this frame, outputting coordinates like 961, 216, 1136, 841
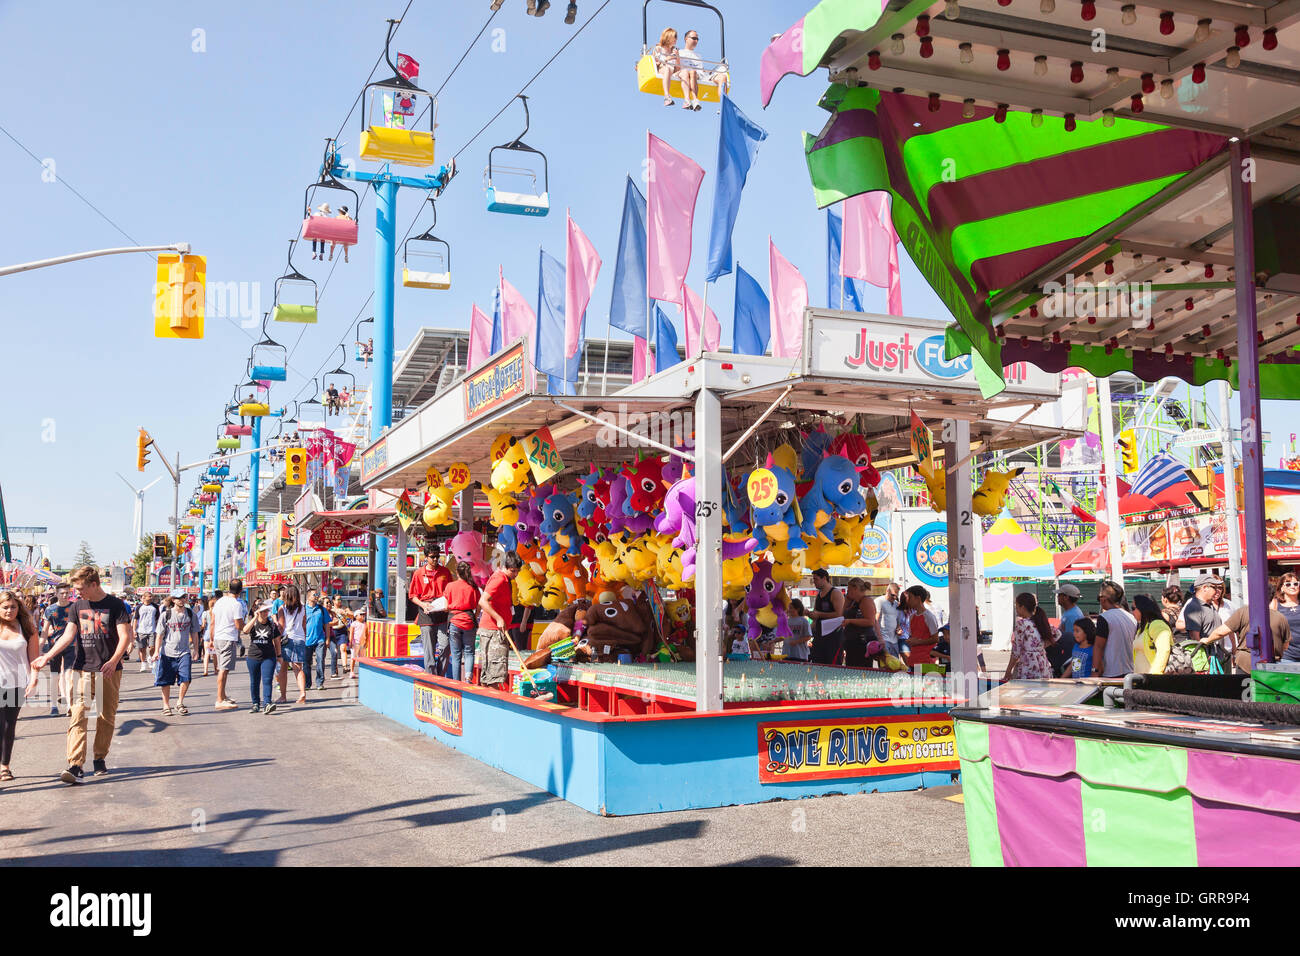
745, 559, 791, 641
655, 475, 757, 582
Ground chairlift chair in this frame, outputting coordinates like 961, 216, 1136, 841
355, 317, 375, 362
323, 347, 356, 395
271, 241, 319, 324
360, 21, 437, 167
299, 380, 327, 426
301, 141, 361, 246
249, 315, 288, 382
636, 0, 730, 103
484, 96, 549, 217
402, 199, 452, 289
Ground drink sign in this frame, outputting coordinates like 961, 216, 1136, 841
909, 410, 935, 479
747, 468, 779, 509
524, 426, 565, 483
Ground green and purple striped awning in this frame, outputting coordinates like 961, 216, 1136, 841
804, 83, 1237, 395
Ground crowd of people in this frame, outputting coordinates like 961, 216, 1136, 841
0, 567, 371, 786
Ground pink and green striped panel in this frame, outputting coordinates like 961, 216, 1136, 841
955, 720, 1300, 866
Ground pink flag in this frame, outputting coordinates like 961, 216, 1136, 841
499, 266, 537, 349
565, 211, 601, 359
843, 192, 903, 315
633, 335, 653, 382
467, 303, 492, 369
768, 238, 808, 359
681, 284, 721, 353
646, 132, 705, 305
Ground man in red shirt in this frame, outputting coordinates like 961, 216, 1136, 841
408, 545, 452, 675
477, 552, 522, 688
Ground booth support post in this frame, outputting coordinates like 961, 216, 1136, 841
943, 418, 978, 686
1097, 375, 1124, 589
394, 519, 408, 623
372, 178, 398, 611
1230, 137, 1271, 663
695, 382, 724, 712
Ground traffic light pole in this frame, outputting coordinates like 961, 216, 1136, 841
171, 451, 180, 588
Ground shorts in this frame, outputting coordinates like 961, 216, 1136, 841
283, 639, 307, 665
215, 641, 239, 672
136, 631, 156, 651
154, 653, 192, 686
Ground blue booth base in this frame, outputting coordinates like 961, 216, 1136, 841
361, 659, 960, 816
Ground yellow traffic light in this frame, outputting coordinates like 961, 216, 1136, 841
153, 253, 206, 339
137, 428, 152, 472
285, 448, 307, 485
1118, 429, 1139, 474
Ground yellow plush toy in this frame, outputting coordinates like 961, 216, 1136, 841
972, 467, 1024, 516
490, 437, 532, 495
651, 539, 689, 591
722, 533, 756, 600
616, 532, 662, 584
542, 553, 588, 610
821, 513, 868, 566
489, 432, 513, 464
422, 482, 456, 529
513, 566, 544, 606
770, 442, 801, 481
484, 485, 520, 530
922, 467, 946, 513
767, 537, 808, 583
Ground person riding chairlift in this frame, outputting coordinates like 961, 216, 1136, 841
329, 206, 353, 264
310, 203, 331, 261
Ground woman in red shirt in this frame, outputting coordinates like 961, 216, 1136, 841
443, 564, 480, 683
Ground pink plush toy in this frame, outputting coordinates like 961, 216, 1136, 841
449, 531, 491, 587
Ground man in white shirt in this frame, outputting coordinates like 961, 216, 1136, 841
1092, 579, 1136, 678
876, 583, 903, 657
210, 579, 246, 710
134, 594, 159, 673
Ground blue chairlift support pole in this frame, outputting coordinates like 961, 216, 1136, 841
325, 152, 454, 610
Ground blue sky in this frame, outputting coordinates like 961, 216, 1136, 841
0, 0, 1286, 566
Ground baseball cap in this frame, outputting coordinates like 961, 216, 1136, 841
257, 601, 275, 613
1194, 572, 1222, 588
1057, 584, 1081, 599
865, 640, 883, 656
170, 588, 185, 598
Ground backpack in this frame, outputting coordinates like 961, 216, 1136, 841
1165, 638, 1214, 675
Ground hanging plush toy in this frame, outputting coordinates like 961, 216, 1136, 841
745, 559, 791, 641
542, 552, 588, 610
799, 454, 866, 543
722, 473, 751, 534
661, 442, 693, 486
490, 437, 532, 495
922, 467, 947, 513
656, 475, 758, 582
483, 484, 521, 552
515, 482, 552, 548
574, 466, 610, 541
973, 467, 1024, 516
422, 476, 456, 529
770, 442, 802, 481
539, 491, 582, 557
621, 455, 669, 517
448, 530, 491, 586
766, 538, 808, 584
800, 426, 835, 480
651, 538, 689, 591
584, 593, 657, 660
513, 566, 545, 606
592, 537, 631, 587
748, 457, 804, 551
722, 533, 756, 600
616, 531, 662, 584
821, 513, 869, 566
606, 474, 654, 536
829, 431, 882, 488
518, 539, 549, 578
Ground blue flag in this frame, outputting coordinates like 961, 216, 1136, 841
706, 95, 768, 283
827, 205, 869, 311
536, 248, 579, 395
733, 264, 770, 357
654, 304, 680, 371
609, 176, 648, 337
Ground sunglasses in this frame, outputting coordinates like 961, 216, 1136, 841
686, 34, 699, 39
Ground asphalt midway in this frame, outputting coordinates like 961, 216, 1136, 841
0, 662, 970, 866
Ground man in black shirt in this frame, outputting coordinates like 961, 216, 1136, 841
32, 566, 133, 784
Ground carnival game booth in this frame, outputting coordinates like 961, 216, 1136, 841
355, 315, 1072, 813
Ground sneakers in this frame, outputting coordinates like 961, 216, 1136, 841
92, 760, 109, 776
60, 765, 84, 785
250, 703, 263, 714
49, 706, 60, 717
264, 702, 277, 715
215, 699, 238, 710
139, 662, 148, 672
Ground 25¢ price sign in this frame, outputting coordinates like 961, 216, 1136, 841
524, 426, 565, 483
747, 468, 779, 508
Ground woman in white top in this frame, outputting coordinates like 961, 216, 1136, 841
651, 28, 682, 108
276, 584, 308, 705
0, 589, 41, 783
